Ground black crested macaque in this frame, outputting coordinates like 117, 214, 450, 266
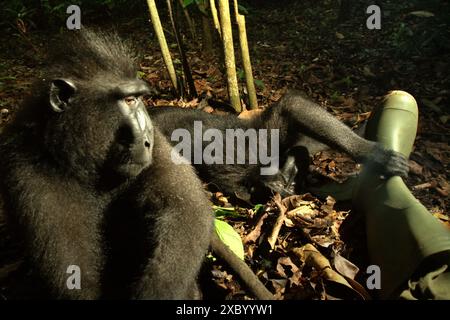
0, 30, 273, 300
149, 94, 409, 202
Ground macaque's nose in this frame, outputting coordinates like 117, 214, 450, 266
117, 125, 136, 148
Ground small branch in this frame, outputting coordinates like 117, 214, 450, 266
267, 194, 286, 250
412, 182, 435, 190
167, 0, 198, 98
178, 0, 197, 40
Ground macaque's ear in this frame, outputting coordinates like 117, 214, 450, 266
49, 79, 77, 113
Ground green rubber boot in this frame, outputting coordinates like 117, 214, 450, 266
354, 91, 450, 299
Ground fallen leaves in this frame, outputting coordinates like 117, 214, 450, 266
291, 243, 369, 300
214, 190, 358, 300
312, 150, 360, 183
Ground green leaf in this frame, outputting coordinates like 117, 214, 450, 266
213, 205, 245, 218
253, 204, 264, 214
196, 0, 208, 14
237, 68, 245, 80
238, 4, 249, 15
183, 0, 195, 8
254, 79, 265, 89
136, 71, 145, 79
439, 115, 449, 124
330, 91, 341, 102
214, 219, 245, 260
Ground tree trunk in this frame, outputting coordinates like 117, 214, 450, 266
146, 0, 179, 95
218, 0, 241, 112
210, 0, 222, 36
234, 0, 257, 109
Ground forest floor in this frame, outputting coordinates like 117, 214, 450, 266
0, 0, 448, 300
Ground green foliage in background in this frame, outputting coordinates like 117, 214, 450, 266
386, 0, 450, 56
1, 0, 143, 31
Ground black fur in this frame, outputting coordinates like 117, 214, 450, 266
0, 30, 214, 299
149, 93, 409, 202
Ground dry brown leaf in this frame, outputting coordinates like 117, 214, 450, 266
292, 244, 350, 288
409, 160, 424, 175
333, 253, 359, 280
243, 212, 269, 244
335, 32, 345, 39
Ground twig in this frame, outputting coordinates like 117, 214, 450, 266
166, 0, 197, 98
412, 182, 435, 190
267, 193, 287, 250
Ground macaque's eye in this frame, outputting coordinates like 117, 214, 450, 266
124, 96, 137, 106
